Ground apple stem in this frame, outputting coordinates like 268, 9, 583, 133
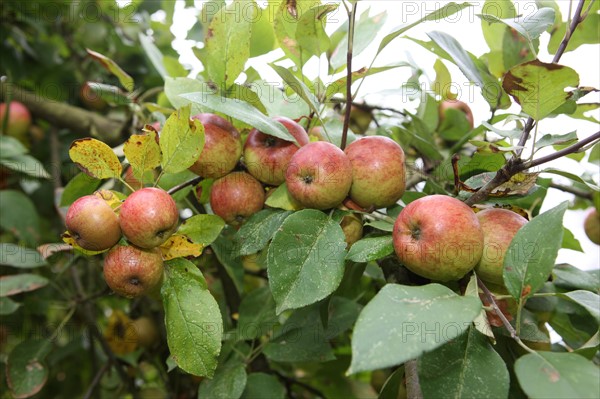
119, 177, 137, 193
340, 0, 358, 150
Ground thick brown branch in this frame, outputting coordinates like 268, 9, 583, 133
0, 82, 125, 142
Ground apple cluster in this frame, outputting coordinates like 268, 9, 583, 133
392, 195, 528, 284
188, 114, 408, 225
65, 187, 178, 298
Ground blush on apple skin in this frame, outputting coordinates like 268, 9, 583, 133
345, 136, 406, 209
392, 195, 484, 282
103, 245, 164, 298
0, 101, 31, 139
65, 195, 122, 251
475, 208, 528, 285
285, 141, 353, 210
210, 171, 265, 225
584, 208, 600, 245
244, 116, 310, 186
189, 114, 242, 179
119, 188, 179, 249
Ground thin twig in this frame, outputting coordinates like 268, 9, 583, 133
166, 175, 204, 195
549, 182, 593, 200
477, 276, 517, 338
274, 371, 325, 398
83, 362, 110, 399
524, 131, 600, 169
405, 359, 424, 399
340, 1, 357, 150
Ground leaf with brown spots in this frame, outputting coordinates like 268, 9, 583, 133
160, 234, 204, 260
6, 340, 51, 399
502, 60, 579, 120
69, 138, 122, 180
123, 129, 162, 183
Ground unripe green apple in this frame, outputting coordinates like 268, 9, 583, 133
340, 212, 363, 248
131, 317, 160, 348
584, 208, 600, 245
475, 208, 528, 285
65, 195, 121, 251
0, 101, 31, 144
344, 136, 406, 209
189, 113, 242, 179
103, 245, 164, 298
244, 116, 310, 186
285, 141, 353, 210
119, 188, 179, 249
210, 171, 265, 225
393, 195, 484, 281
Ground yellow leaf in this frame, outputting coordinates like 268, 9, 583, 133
160, 234, 204, 260
104, 310, 139, 355
93, 189, 125, 211
69, 138, 122, 179
61, 231, 108, 255
123, 129, 162, 181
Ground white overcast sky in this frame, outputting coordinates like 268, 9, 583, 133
161, 0, 599, 270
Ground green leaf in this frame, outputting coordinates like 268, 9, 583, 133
267, 209, 347, 314
139, 33, 168, 79
0, 296, 21, 315
6, 340, 51, 399
160, 105, 205, 173
250, 80, 310, 119
59, 173, 102, 206
234, 209, 292, 256
589, 142, 600, 165
177, 214, 225, 246
271, 65, 322, 121
164, 77, 207, 114
0, 190, 40, 246
249, 5, 275, 57
535, 131, 578, 150
295, 4, 337, 58
0, 274, 49, 297
0, 135, 27, 158
553, 264, 600, 292
197, 361, 247, 399
180, 92, 294, 143
162, 258, 222, 377
502, 60, 579, 120
479, 8, 554, 51
377, 3, 472, 55
346, 235, 394, 262
264, 182, 304, 211
331, 9, 387, 70
542, 168, 600, 192
364, 220, 394, 232
263, 302, 335, 363
561, 290, 600, 323
348, 284, 481, 374
324, 63, 410, 100
86, 49, 134, 92
0, 244, 47, 268
272, 0, 321, 66
237, 287, 278, 340
212, 229, 245, 293
86, 82, 132, 106
548, 11, 600, 54
515, 352, 600, 398
419, 327, 509, 399
503, 201, 568, 300
204, 0, 254, 89
561, 227, 583, 252
241, 373, 286, 399
1, 154, 51, 179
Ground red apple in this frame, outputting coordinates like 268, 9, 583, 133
189, 113, 242, 178
244, 116, 310, 186
584, 208, 600, 245
285, 141, 353, 210
439, 99, 474, 129
119, 188, 179, 249
393, 195, 484, 281
103, 245, 164, 298
79, 82, 108, 111
210, 171, 265, 225
66, 195, 121, 251
344, 136, 406, 209
0, 101, 31, 143
475, 208, 528, 285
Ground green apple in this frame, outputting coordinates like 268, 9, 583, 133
119, 188, 179, 249
475, 208, 528, 285
584, 208, 600, 245
393, 195, 484, 281
344, 136, 406, 209
285, 141, 353, 210
65, 195, 121, 251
